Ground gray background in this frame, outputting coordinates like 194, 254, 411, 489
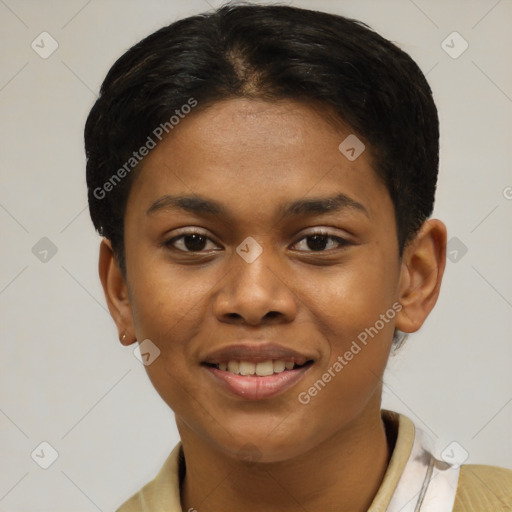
1, 0, 511, 510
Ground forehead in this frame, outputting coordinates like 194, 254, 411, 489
126, 98, 390, 223
175, 98, 354, 161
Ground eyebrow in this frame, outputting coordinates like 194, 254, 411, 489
146, 193, 369, 219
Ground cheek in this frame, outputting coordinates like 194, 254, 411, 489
128, 274, 207, 406
126, 259, 219, 392
296, 250, 398, 397
128, 256, 213, 339
301, 251, 399, 335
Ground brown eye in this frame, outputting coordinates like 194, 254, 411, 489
182, 234, 208, 251
306, 234, 330, 251
165, 231, 219, 252
292, 233, 350, 252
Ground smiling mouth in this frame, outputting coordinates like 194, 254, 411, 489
202, 359, 314, 376
202, 359, 314, 400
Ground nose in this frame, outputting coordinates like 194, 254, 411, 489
211, 246, 298, 326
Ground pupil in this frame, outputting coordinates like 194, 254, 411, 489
185, 234, 207, 251
307, 234, 328, 251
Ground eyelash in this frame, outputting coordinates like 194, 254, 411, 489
164, 229, 351, 253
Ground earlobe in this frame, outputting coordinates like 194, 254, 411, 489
395, 219, 447, 334
98, 238, 136, 345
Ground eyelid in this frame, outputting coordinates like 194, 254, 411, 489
168, 227, 211, 238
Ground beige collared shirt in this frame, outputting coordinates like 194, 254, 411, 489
116, 411, 512, 511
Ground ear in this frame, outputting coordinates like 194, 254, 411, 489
395, 219, 447, 334
98, 238, 137, 346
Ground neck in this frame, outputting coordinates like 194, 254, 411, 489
179, 405, 392, 512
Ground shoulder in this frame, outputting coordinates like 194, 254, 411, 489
115, 476, 166, 512
115, 443, 184, 512
453, 464, 512, 511
116, 491, 142, 512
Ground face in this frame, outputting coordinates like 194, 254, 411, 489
119, 98, 404, 462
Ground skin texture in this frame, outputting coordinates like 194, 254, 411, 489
99, 98, 447, 512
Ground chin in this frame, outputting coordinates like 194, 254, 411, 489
207, 424, 318, 464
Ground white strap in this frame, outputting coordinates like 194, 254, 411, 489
386, 426, 460, 512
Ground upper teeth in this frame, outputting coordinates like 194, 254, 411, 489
218, 360, 296, 376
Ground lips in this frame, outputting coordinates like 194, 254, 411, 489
201, 343, 315, 400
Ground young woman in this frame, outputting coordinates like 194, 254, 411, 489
85, 4, 511, 511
